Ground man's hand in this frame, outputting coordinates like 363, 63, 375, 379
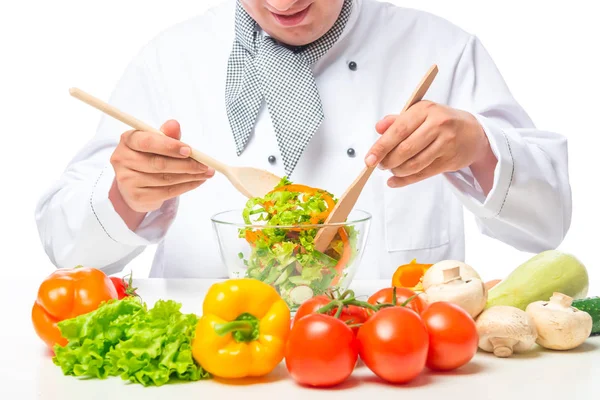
109, 120, 214, 225
365, 101, 496, 191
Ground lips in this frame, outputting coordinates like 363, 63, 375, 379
270, 4, 312, 27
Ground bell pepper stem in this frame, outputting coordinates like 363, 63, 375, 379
214, 313, 260, 342
214, 321, 254, 336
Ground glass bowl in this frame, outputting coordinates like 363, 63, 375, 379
211, 209, 372, 310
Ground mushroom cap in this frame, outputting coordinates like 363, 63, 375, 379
426, 277, 487, 318
476, 306, 538, 354
422, 260, 481, 291
526, 296, 593, 350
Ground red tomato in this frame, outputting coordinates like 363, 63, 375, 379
109, 276, 137, 300
421, 302, 478, 371
293, 295, 369, 335
357, 307, 429, 383
293, 295, 330, 322
367, 287, 427, 315
285, 314, 358, 387
339, 304, 370, 331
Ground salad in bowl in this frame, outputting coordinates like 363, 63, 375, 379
211, 177, 371, 309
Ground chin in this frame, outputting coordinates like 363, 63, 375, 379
265, 26, 321, 47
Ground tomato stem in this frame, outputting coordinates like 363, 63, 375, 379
339, 289, 354, 300
346, 323, 363, 329
124, 273, 139, 297
346, 299, 386, 312
400, 293, 421, 307
315, 296, 390, 315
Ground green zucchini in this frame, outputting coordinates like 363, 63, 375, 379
486, 250, 589, 310
572, 297, 600, 336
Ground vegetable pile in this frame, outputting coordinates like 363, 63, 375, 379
392, 250, 598, 359
31, 252, 598, 388
238, 178, 359, 309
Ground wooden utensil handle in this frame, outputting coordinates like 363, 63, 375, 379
68, 88, 227, 173
401, 64, 439, 112
314, 64, 439, 253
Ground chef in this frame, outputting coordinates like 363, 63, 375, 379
35, 0, 571, 279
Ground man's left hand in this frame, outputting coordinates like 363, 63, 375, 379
365, 101, 495, 188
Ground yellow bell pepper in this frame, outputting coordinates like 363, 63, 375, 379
192, 279, 291, 379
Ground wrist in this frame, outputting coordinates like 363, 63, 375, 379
468, 120, 498, 195
470, 118, 497, 168
108, 179, 147, 231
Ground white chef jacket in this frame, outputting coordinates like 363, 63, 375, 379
35, 0, 572, 279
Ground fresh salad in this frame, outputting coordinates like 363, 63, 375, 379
238, 177, 359, 309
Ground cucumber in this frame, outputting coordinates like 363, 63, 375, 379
486, 250, 589, 310
263, 266, 282, 285
274, 264, 294, 286
289, 285, 314, 305
288, 275, 312, 286
572, 297, 600, 336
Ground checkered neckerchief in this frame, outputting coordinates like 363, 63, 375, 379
225, 0, 353, 176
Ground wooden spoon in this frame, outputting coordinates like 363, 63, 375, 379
314, 64, 439, 252
69, 88, 282, 199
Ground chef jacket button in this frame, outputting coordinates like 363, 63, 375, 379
348, 61, 357, 71
347, 148, 356, 157
268, 155, 276, 164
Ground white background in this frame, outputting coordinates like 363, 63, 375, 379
0, 0, 599, 292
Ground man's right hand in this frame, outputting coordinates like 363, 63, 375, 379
109, 120, 214, 216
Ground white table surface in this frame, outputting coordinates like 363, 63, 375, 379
2, 278, 599, 400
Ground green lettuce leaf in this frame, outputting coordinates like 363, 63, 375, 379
52, 297, 210, 386
239, 176, 360, 308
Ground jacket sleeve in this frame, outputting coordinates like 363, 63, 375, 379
444, 35, 572, 252
34, 44, 177, 274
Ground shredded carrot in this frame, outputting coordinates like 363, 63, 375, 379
245, 230, 267, 246
263, 201, 274, 213
270, 184, 316, 194
269, 184, 335, 224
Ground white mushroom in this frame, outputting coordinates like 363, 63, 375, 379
526, 292, 593, 350
424, 267, 487, 318
422, 260, 481, 291
476, 306, 538, 358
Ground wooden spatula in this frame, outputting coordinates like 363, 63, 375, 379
314, 64, 439, 252
69, 88, 282, 199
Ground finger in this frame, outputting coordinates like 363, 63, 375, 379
375, 115, 397, 135
365, 106, 427, 168
144, 180, 205, 202
129, 180, 205, 212
120, 150, 214, 174
123, 130, 191, 158
387, 159, 447, 188
125, 170, 214, 188
390, 137, 446, 177
160, 119, 181, 141
380, 119, 438, 170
